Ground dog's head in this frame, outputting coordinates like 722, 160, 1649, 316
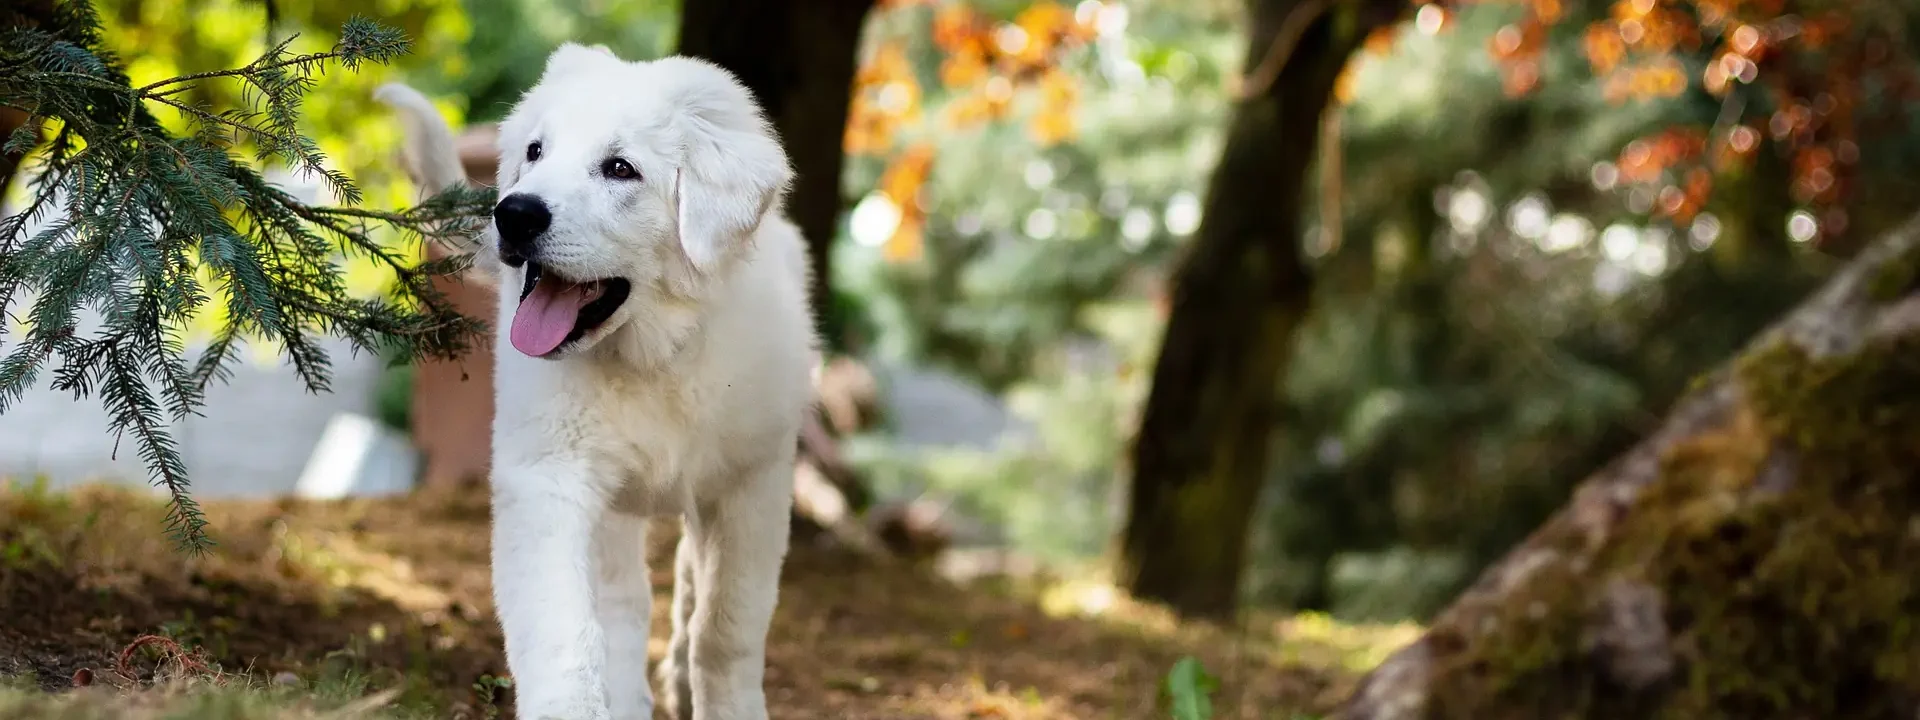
487, 44, 792, 360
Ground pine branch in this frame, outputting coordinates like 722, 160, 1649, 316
0, 1, 495, 552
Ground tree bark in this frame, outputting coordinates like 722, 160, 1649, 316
675, 0, 875, 346
1339, 213, 1920, 719
0, 0, 58, 198
1117, 0, 1400, 620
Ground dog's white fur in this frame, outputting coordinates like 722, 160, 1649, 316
377, 44, 814, 720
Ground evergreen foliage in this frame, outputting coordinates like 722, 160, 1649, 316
0, 1, 493, 551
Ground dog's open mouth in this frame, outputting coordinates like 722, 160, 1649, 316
509, 261, 632, 358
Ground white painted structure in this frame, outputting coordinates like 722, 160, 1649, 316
1, 169, 412, 497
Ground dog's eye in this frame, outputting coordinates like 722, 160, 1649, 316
603, 158, 641, 181
526, 142, 542, 162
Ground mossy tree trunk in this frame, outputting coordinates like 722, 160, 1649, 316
1339, 213, 1920, 719
675, 0, 875, 347
1117, 0, 1402, 620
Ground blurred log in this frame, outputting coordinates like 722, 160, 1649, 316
793, 440, 892, 563
867, 497, 955, 561
814, 356, 881, 437
1338, 214, 1920, 720
805, 357, 880, 509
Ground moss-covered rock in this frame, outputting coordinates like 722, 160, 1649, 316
1339, 216, 1920, 720
1629, 336, 1920, 718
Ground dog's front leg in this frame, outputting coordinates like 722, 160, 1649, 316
493, 460, 614, 720
683, 463, 793, 720
595, 510, 655, 720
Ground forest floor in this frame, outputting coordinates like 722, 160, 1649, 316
0, 480, 1417, 719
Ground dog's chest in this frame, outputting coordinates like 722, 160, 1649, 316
589, 382, 725, 515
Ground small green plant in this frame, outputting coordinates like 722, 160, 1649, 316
0, 527, 59, 569
1164, 656, 1218, 720
472, 674, 512, 720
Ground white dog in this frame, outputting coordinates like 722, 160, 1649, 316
376, 43, 814, 720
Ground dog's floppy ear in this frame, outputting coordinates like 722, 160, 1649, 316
542, 43, 620, 81
656, 57, 793, 273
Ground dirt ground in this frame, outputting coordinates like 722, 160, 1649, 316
0, 481, 1416, 719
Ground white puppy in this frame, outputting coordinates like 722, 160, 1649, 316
377, 43, 814, 720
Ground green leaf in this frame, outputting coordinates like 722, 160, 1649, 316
1164, 656, 1218, 720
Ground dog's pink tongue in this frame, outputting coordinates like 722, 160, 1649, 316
510, 276, 594, 357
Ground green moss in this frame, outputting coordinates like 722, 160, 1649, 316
1866, 242, 1920, 302
1638, 335, 1920, 718
1417, 513, 1621, 720
1421, 333, 1920, 719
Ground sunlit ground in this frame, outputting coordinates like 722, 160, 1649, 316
0, 480, 1418, 719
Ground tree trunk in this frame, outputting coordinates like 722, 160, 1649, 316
675, 0, 875, 346
1339, 213, 1920, 719
0, 0, 58, 198
1117, 0, 1399, 620
0, 107, 32, 201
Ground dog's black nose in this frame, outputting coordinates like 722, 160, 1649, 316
492, 193, 551, 266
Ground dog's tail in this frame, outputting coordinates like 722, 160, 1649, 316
375, 82, 501, 286
374, 82, 469, 195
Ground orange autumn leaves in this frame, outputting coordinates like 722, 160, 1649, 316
846, 43, 925, 156
1355, 0, 1902, 242
1586, 0, 1699, 102
1617, 128, 1717, 223
935, 0, 1088, 144
848, 0, 1098, 261
853, 1, 1095, 140
1571, 0, 1882, 236
1485, 0, 1560, 97
873, 145, 936, 263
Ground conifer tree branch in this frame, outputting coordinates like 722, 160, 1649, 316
0, 1, 494, 552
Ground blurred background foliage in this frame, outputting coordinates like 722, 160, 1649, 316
81, 0, 1920, 622
837, 0, 1915, 622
